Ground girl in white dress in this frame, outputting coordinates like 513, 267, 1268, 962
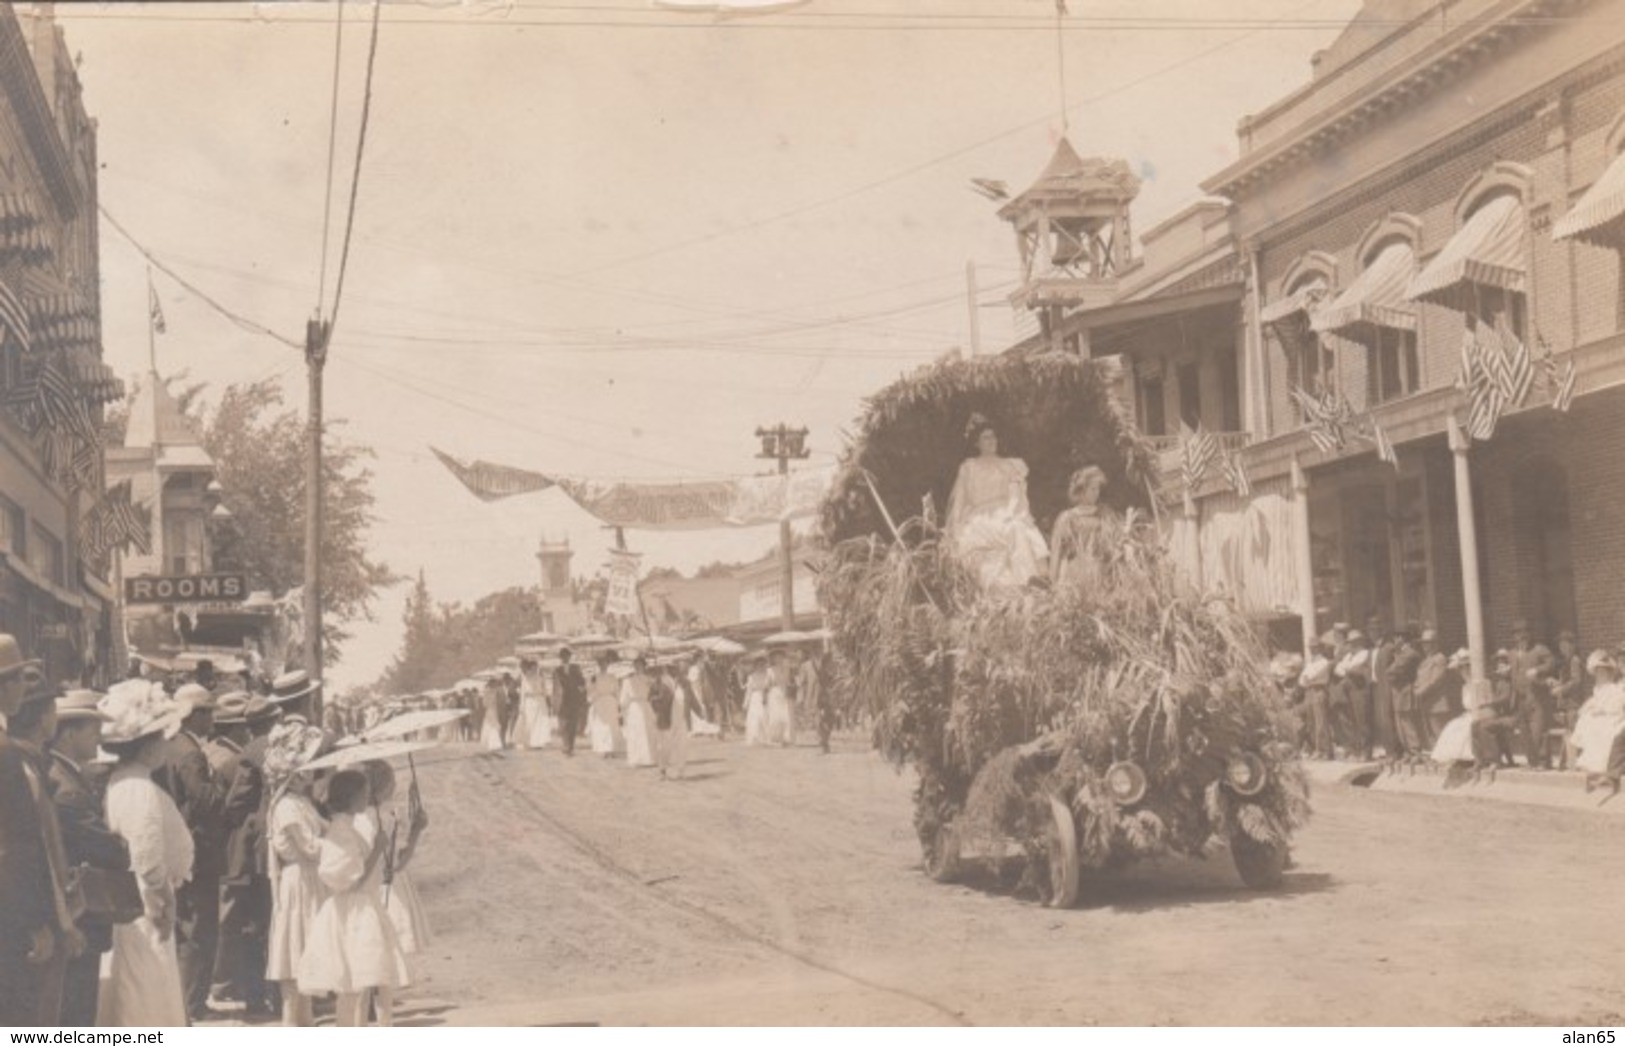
97, 681, 191, 1028
743, 660, 770, 746
766, 652, 796, 746
620, 660, 657, 768
360, 761, 432, 958
520, 666, 553, 749
297, 770, 409, 1027
264, 723, 329, 1027
478, 682, 506, 751
588, 660, 624, 757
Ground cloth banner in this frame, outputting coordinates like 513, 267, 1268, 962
431, 446, 835, 531
604, 550, 642, 618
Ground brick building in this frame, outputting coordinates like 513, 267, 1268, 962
996, 0, 1625, 684
0, 4, 120, 683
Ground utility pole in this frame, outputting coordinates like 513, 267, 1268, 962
755, 424, 810, 630
304, 317, 330, 714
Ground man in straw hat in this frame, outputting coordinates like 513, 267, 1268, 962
155, 683, 228, 1021
48, 690, 131, 1026
0, 633, 80, 1027
207, 693, 276, 1017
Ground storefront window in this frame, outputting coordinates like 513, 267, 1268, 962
29, 524, 63, 586
1393, 477, 1431, 628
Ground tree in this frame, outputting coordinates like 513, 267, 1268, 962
198, 378, 400, 666
377, 584, 542, 693
378, 571, 446, 694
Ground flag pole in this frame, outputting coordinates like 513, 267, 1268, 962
146, 266, 158, 375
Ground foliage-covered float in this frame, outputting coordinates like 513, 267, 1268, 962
816, 351, 1309, 906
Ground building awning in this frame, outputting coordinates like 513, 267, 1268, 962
1260, 278, 1329, 328
1312, 241, 1417, 339
1406, 194, 1526, 310
1553, 149, 1625, 247
61, 345, 123, 405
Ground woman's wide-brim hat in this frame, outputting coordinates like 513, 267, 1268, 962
270, 670, 322, 703
1586, 649, 1618, 675
264, 721, 330, 785
56, 689, 110, 723
98, 680, 184, 746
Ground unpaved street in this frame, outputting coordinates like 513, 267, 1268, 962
395, 735, 1625, 1026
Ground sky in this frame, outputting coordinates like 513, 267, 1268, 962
55, 0, 1364, 689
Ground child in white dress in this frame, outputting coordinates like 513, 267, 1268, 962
296, 769, 409, 1027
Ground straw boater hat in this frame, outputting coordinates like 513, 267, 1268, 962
98, 679, 184, 746
55, 689, 110, 723
245, 695, 281, 726
174, 683, 216, 717
213, 691, 254, 726
270, 670, 321, 704
1447, 648, 1471, 670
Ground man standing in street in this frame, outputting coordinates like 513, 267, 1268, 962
48, 690, 130, 1027
208, 693, 274, 1019
156, 683, 226, 1022
553, 646, 588, 757
1509, 620, 1556, 769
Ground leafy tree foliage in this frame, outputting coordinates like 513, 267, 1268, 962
378, 582, 542, 693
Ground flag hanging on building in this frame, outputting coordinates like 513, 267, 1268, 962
1289, 383, 1349, 454
1370, 417, 1398, 467
1179, 421, 1219, 490
0, 277, 30, 352
1536, 334, 1577, 413
82, 480, 151, 558
1502, 328, 1535, 408
1218, 450, 1252, 498
148, 277, 166, 334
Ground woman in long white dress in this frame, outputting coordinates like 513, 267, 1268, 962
264, 723, 329, 1027
1430, 650, 1478, 782
766, 652, 796, 747
588, 661, 624, 757
357, 762, 431, 1024
97, 680, 191, 1028
743, 660, 770, 746
945, 416, 1049, 594
620, 661, 657, 768
1573, 651, 1625, 792
518, 666, 553, 750
297, 770, 409, 1027
478, 681, 506, 751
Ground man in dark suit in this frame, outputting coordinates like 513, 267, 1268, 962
207, 693, 276, 1019
554, 647, 589, 756
1386, 624, 1425, 762
155, 683, 227, 1022
48, 690, 130, 1027
1508, 620, 1555, 769
1, 635, 79, 1027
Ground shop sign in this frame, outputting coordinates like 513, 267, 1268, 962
125, 574, 248, 605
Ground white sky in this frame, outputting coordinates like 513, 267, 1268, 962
59, 0, 1362, 688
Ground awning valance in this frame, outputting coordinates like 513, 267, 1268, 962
1312, 241, 1417, 339
61, 346, 123, 405
1406, 193, 1526, 310
1260, 278, 1329, 328
0, 192, 45, 235
1554, 148, 1625, 247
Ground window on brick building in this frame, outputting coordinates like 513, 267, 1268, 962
0, 495, 23, 556
1177, 361, 1201, 428
1366, 326, 1420, 405
1471, 285, 1528, 342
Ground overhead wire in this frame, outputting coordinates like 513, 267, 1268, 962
325, 0, 385, 334
316, 0, 346, 319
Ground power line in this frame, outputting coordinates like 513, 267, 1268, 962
316, 0, 346, 318
99, 204, 303, 350
326, 0, 384, 334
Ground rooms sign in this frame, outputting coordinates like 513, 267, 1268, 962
125, 574, 248, 605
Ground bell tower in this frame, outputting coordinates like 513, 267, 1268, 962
536, 535, 574, 599
994, 138, 1140, 352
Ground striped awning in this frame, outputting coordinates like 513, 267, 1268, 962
61, 345, 123, 405
1406, 194, 1526, 311
1312, 241, 1417, 339
0, 277, 28, 352
1260, 277, 1329, 328
1553, 148, 1625, 247
0, 192, 44, 234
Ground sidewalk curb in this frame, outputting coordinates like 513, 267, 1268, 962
1300, 759, 1625, 816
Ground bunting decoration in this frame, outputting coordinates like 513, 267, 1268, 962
430, 445, 835, 531
0, 277, 29, 352
1370, 417, 1398, 467
1218, 450, 1252, 498
1289, 383, 1352, 454
1178, 421, 1218, 491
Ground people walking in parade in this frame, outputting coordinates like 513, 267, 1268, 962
554, 647, 589, 757
588, 655, 623, 757
620, 658, 657, 768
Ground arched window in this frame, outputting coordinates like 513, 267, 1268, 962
1408, 165, 1531, 339
1264, 252, 1337, 416
1316, 218, 1421, 405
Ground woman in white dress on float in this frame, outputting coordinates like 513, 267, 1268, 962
945, 414, 1049, 595
97, 680, 192, 1028
588, 656, 624, 757
264, 722, 330, 1027
620, 657, 658, 768
743, 657, 771, 746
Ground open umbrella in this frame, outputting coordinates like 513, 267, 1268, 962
363, 708, 468, 743
517, 631, 565, 645
300, 738, 437, 774
564, 632, 618, 648
761, 630, 813, 646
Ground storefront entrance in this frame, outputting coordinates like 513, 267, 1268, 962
1307, 458, 1435, 635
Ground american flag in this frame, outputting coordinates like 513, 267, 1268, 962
1476, 322, 1514, 400
1536, 334, 1578, 413
1371, 418, 1398, 467
1290, 383, 1348, 454
1180, 421, 1219, 491
100, 481, 152, 556
148, 279, 166, 335
0, 279, 29, 352
1503, 328, 1535, 408
1219, 451, 1252, 498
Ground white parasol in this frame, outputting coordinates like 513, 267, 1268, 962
300, 738, 437, 773
363, 708, 469, 743
760, 630, 814, 646
517, 631, 566, 645
693, 636, 747, 656
563, 632, 619, 648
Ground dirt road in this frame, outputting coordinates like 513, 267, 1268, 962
396, 734, 1625, 1026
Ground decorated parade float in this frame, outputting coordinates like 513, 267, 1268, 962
817, 351, 1310, 907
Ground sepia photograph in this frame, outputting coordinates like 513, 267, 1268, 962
1, 0, 1623, 1031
